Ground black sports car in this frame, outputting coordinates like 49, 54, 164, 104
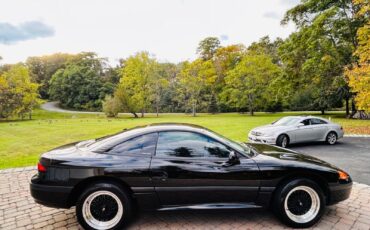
30, 123, 352, 229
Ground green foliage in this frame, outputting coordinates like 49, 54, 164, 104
281, 0, 367, 114
26, 53, 75, 99
197, 37, 221, 60
111, 52, 159, 117
221, 54, 282, 115
177, 59, 217, 116
102, 95, 120, 117
49, 53, 111, 111
0, 64, 40, 119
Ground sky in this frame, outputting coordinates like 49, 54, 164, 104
0, 0, 299, 65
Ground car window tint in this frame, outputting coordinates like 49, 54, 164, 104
156, 131, 208, 157
311, 118, 327, 125
108, 133, 158, 155
205, 139, 232, 158
156, 131, 232, 158
301, 119, 311, 126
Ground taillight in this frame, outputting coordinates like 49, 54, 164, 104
37, 162, 47, 172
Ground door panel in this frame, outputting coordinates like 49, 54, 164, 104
150, 131, 260, 206
150, 157, 259, 205
310, 119, 329, 140
291, 119, 314, 142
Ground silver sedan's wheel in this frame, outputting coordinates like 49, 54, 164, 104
326, 132, 337, 145
277, 135, 289, 148
284, 186, 321, 224
281, 136, 288, 148
82, 191, 124, 230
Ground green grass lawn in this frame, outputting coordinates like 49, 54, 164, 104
0, 109, 369, 169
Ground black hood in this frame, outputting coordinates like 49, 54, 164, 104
248, 143, 339, 170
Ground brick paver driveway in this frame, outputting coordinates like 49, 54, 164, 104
1, 167, 370, 230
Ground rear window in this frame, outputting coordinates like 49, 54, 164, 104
107, 133, 158, 156
311, 118, 327, 125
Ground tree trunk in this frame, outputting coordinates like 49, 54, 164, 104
156, 102, 159, 117
351, 99, 356, 116
132, 112, 138, 118
345, 98, 349, 117
248, 94, 254, 116
29, 111, 32, 120
192, 102, 196, 117
141, 109, 144, 118
321, 109, 325, 115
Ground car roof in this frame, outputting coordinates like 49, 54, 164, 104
124, 123, 210, 134
282, 115, 330, 123
87, 123, 216, 152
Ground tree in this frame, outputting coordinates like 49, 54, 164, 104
112, 52, 158, 117
102, 95, 120, 117
26, 53, 75, 99
178, 59, 217, 116
221, 54, 281, 115
281, 0, 367, 115
0, 64, 40, 119
346, 0, 370, 113
197, 37, 221, 60
49, 53, 111, 111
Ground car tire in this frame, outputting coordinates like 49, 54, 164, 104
276, 134, 289, 148
326, 132, 337, 145
272, 178, 325, 228
76, 182, 133, 230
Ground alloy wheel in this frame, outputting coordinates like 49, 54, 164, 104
284, 186, 320, 224
82, 190, 124, 230
327, 133, 337, 145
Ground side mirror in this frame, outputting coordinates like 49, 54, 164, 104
229, 151, 238, 161
297, 123, 304, 128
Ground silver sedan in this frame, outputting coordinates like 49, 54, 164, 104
248, 116, 344, 147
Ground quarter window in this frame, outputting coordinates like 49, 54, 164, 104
107, 133, 158, 155
156, 131, 231, 158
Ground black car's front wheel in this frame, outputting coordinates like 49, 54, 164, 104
273, 178, 325, 228
76, 183, 132, 230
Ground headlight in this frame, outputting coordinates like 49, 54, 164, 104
338, 170, 349, 180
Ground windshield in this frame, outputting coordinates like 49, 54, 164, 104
272, 117, 300, 126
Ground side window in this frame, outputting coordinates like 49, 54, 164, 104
205, 139, 232, 158
311, 118, 327, 125
301, 119, 311, 126
156, 131, 210, 158
108, 133, 158, 155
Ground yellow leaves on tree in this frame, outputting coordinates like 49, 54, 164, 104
346, 0, 370, 112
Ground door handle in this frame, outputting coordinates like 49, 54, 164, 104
153, 172, 168, 181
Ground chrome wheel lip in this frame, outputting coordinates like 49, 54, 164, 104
284, 186, 320, 224
328, 133, 337, 144
82, 191, 123, 230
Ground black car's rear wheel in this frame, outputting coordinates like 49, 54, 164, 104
272, 178, 325, 228
76, 183, 132, 230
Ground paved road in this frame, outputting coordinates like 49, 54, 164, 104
41, 102, 103, 114
289, 136, 370, 185
1, 167, 370, 230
